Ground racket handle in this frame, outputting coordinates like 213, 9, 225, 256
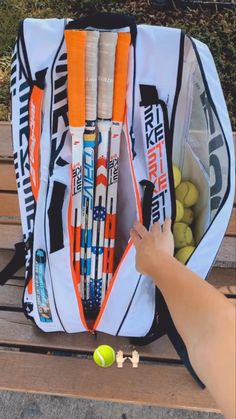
112, 32, 131, 123
64, 30, 86, 128
98, 32, 117, 120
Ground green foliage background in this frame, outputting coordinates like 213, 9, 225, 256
0, 0, 235, 128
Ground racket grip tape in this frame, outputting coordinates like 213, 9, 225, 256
64, 30, 86, 127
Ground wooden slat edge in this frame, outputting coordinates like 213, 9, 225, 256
226, 207, 236, 236
0, 163, 17, 191
0, 312, 178, 360
0, 193, 20, 219
0, 350, 219, 412
0, 226, 234, 268
0, 225, 22, 248
0, 122, 12, 159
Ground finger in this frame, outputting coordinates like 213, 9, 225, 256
162, 217, 172, 233
130, 228, 141, 248
151, 221, 161, 234
133, 220, 149, 239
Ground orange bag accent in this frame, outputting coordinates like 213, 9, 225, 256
27, 278, 33, 295
64, 30, 86, 127
112, 33, 131, 123
29, 85, 44, 201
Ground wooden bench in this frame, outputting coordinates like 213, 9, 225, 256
0, 121, 235, 418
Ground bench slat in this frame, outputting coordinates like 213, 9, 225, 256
0, 265, 235, 310
0, 193, 20, 220
0, 311, 178, 360
0, 123, 12, 160
0, 248, 235, 287
0, 350, 219, 412
0, 264, 234, 357
208, 267, 236, 295
214, 236, 236, 268
0, 163, 16, 191
226, 207, 236, 236
0, 225, 22, 248
0, 228, 235, 267
1, 276, 235, 310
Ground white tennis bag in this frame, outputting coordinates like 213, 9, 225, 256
1, 12, 234, 384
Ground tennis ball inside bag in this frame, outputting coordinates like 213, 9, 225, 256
1, 13, 234, 386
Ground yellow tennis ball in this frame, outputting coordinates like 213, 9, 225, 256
182, 207, 194, 225
175, 246, 195, 264
190, 237, 195, 246
93, 345, 115, 368
173, 222, 193, 249
175, 181, 199, 207
175, 200, 184, 222
173, 165, 181, 188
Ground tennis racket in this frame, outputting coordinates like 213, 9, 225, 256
80, 30, 100, 308
90, 31, 117, 314
64, 29, 86, 281
102, 32, 131, 293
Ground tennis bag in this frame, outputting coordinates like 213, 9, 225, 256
1, 13, 234, 384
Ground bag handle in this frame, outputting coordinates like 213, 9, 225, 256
0, 242, 25, 285
65, 12, 137, 46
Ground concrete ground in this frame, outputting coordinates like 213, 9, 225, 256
0, 391, 224, 419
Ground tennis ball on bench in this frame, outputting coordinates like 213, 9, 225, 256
175, 200, 184, 222
182, 207, 194, 225
93, 345, 115, 368
173, 165, 181, 188
176, 181, 199, 207
173, 222, 193, 249
175, 246, 195, 264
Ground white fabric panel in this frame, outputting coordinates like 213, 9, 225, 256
172, 36, 196, 167
31, 39, 59, 331
117, 274, 156, 337
186, 39, 235, 278
23, 18, 66, 79
132, 25, 182, 185
192, 38, 234, 157
97, 244, 156, 336
136, 25, 181, 105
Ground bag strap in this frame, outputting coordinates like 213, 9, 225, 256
0, 242, 25, 285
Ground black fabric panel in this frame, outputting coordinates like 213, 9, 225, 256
140, 180, 155, 229
48, 181, 66, 253
66, 12, 137, 46
139, 84, 159, 106
35, 68, 47, 89
0, 242, 25, 285
56, 157, 69, 167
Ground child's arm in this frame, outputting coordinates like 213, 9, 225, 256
130, 219, 235, 419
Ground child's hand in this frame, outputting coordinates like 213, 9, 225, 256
130, 218, 174, 276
